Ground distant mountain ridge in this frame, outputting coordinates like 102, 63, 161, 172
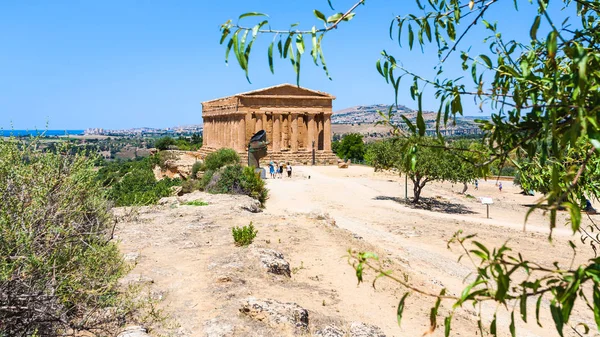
332, 104, 486, 133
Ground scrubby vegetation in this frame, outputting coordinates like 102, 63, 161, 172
232, 222, 258, 246
199, 148, 268, 206
182, 200, 209, 206
154, 134, 202, 151
97, 157, 180, 206
0, 138, 130, 335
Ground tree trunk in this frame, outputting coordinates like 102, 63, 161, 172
462, 182, 468, 194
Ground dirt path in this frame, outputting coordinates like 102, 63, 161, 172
264, 165, 597, 337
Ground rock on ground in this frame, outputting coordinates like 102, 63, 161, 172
117, 326, 151, 337
349, 322, 386, 337
251, 248, 291, 277
314, 325, 345, 337
239, 297, 309, 331
203, 318, 235, 337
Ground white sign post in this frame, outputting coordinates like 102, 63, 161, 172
480, 197, 493, 219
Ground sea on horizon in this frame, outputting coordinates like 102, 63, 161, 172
1, 130, 84, 137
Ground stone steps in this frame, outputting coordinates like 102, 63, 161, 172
198, 147, 339, 166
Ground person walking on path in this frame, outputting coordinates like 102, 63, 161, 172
269, 162, 275, 179
475, 180, 479, 190
498, 182, 503, 192
278, 162, 284, 178
286, 162, 292, 178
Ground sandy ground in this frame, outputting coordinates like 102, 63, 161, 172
116, 165, 599, 337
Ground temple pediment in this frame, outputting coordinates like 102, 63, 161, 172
239, 84, 335, 99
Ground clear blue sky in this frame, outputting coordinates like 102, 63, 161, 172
0, 1, 568, 129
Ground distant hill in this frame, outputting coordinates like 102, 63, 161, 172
332, 104, 487, 136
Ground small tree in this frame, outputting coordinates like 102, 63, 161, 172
336, 133, 365, 162
154, 136, 176, 150
368, 137, 483, 203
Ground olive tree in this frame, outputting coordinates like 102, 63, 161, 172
367, 137, 483, 202
219, 1, 600, 335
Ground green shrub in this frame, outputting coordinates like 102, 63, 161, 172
191, 161, 204, 178
0, 138, 128, 335
205, 165, 268, 206
204, 148, 240, 171
154, 136, 176, 150
181, 178, 203, 194
232, 222, 258, 246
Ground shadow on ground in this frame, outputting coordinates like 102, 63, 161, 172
374, 196, 476, 214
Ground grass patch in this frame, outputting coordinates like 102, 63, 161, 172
182, 200, 209, 206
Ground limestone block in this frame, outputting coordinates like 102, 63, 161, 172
239, 297, 309, 331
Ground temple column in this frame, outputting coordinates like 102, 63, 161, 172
281, 114, 289, 150
307, 113, 316, 150
224, 117, 229, 148
272, 113, 281, 152
246, 113, 254, 140
266, 113, 273, 151
230, 117, 235, 148
324, 113, 332, 151
317, 113, 324, 150
290, 113, 298, 152
216, 118, 221, 147
237, 114, 246, 152
255, 112, 263, 132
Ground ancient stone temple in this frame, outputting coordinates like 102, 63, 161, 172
200, 84, 338, 165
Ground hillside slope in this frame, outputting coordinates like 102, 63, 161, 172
332, 104, 486, 136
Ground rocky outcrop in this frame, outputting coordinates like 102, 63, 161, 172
251, 248, 291, 277
239, 298, 309, 331
349, 322, 386, 337
154, 150, 202, 180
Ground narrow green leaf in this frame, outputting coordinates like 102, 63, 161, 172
490, 314, 497, 337
550, 303, 565, 336
520, 292, 527, 323
509, 311, 516, 337
417, 105, 426, 136
480, 54, 493, 68
327, 13, 343, 23
444, 315, 452, 337
530, 15, 541, 40
296, 34, 305, 54
239, 12, 269, 20
408, 24, 414, 50
400, 115, 416, 133
314, 9, 327, 23
397, 292, 410, 327
547, 31, 558, 58
593, 285, 600, 331
268, 41, 274, 74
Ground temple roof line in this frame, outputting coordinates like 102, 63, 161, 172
202, 83, 335, 104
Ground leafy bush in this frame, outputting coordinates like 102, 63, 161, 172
97, 157, 180, 206
154, 136, 176, 150
335, 133, 365, 161
0, 138, 128, 335
181, 178, 202, 194
191, 161, 204, 178
232, 222, 258, 246
204, 165, 268, 206
204, 148, 240, 171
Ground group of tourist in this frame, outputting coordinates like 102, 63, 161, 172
268, 161, 292, 179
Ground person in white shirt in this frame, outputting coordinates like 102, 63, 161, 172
286, 162, 292, 178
